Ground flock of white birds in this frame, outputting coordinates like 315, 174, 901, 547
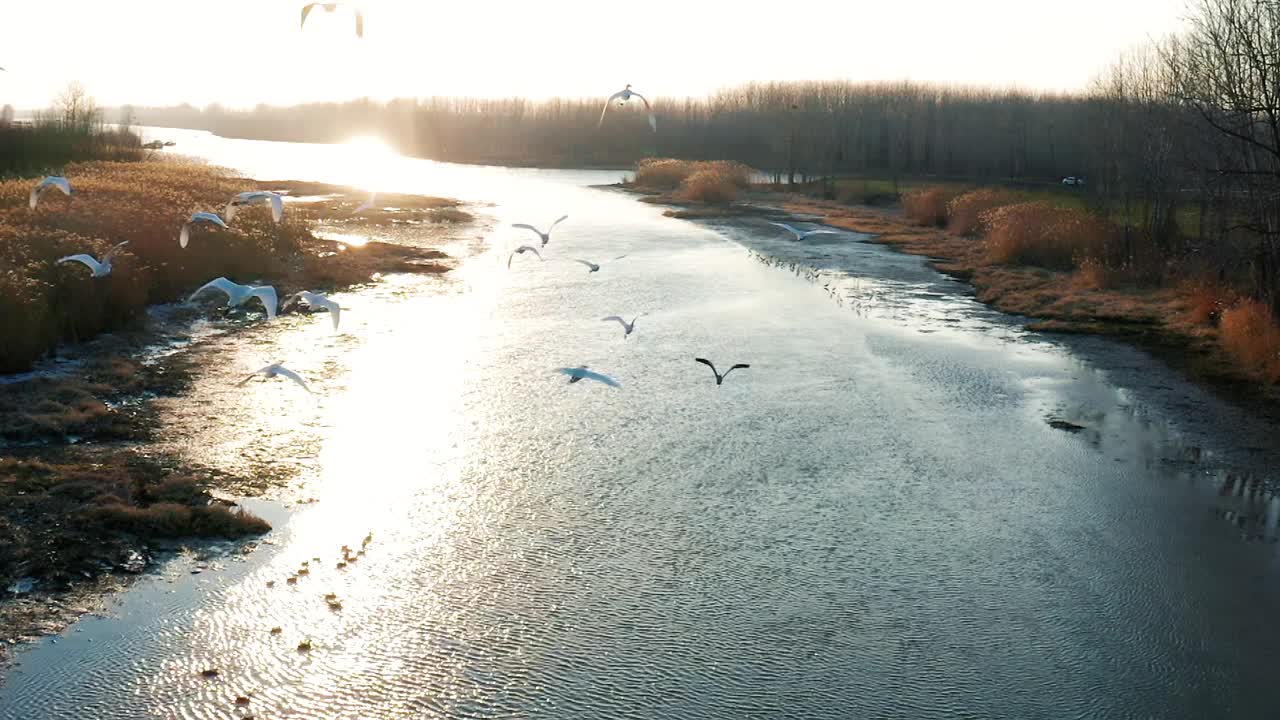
30, 173, 340, 394
506, 218, 750, 389
12, 1, 726, 397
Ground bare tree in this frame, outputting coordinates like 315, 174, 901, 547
52, 81, 100, 130
1166, 0, 1280, 301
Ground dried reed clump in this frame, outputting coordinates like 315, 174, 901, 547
946, 189, 1019, 235
633, 158, 753, 198
982, 202, 1113, 271
901, 187, 952, 227
1219, 300, 1280, 383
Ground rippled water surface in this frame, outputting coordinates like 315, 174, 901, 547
3, 129, 1280, 719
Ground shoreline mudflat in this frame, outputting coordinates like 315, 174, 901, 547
0, 163, 478, 656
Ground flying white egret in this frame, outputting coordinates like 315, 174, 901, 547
556, 366, 621, 388
769, 222, 837, 241
226, 191, 284, 223
56, 241, 128, 278
283, 291, 341, 330
602, 314, 644, 339
511, 215, 568, 247
301, 2, 363, 38
573, 259, 600, 273
29, 176, 72, 210
599, 85, 657, 132
507, 245, 543, 269
353, 191, 376, 214
179, 212, 229, 248
239, 363, 313, 393
695, 358, 750, 386
189, 277, 279, 319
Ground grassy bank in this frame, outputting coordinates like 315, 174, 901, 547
0, 158, 472, 621
0, 124, 143, 178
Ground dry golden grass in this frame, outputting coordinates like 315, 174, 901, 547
677, 169, 743, 203
947, 188, 1019, 235
0, 160, 301, 371
982, 202, 1113, 271
0, 453, 269, 589
1220, 300, 1280, 383
633, 158, 699, 190
901, 187, 953, 227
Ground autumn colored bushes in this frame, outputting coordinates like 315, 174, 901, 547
902, 183, 1280, 385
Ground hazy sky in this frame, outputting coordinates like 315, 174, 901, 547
1, 0, 1192, 110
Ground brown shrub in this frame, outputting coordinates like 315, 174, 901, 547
1184, 279, 1239, 326
983, 202, 1114, 271
1219, 300, 1280, 383
634, 158, 697, 189
901, 187, 952, 227
947, 189, 1019, 235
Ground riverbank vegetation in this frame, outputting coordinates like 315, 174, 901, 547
2, 82, 143, 178
0, 160, 458, 373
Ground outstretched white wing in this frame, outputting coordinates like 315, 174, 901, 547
273, 365, 314, 393
249, 286, 279, 319
512, 223, 544, 238
104, 241, 129, 263
507, 245, 543, 268
269, 193, 284, 223
190, 276, 242, 304
557, 367, 621, 388
181, 213, 227, 247
30, 176, 71, 209
628, 92, 657, 132
56, 255, 102, 274
599, 90, 627, 127
548, 215, 569, 232
291, 291, 340, 330
573, 259, 599, 271
601, 315, 628, 330
799, 228, 837, 239
768, 222, 803, 240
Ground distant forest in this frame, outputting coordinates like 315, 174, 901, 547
133, 85, 1097, 184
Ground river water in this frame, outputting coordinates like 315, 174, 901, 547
1, 128, 1278, 719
